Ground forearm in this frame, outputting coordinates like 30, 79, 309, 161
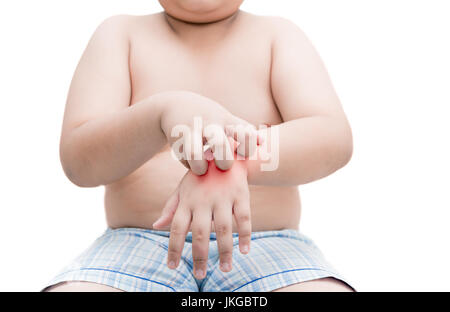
60, 93, 173, 187
246, 116, 353, 186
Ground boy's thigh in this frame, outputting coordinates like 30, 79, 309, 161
46, 281, 124, 292
272, 277, 354, 292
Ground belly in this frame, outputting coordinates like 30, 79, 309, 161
104, 145, 301, 232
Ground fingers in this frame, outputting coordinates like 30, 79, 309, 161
203, 125, 234, 171
227, 136, 240, 153
191, 207, 212, 279
167, 206, 191, 269
236, 127, 258, 158
257, 129, 265, 146
186, 128, 208, 175
180, 117, 262, 171
179, 158, 190, 170
153, 189, 179, 230
233, 197, 252, 255
213, 204, 234, 272
203, 147, 215, 161
225, 121, 259, 159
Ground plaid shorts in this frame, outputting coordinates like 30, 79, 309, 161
44, 227, 351, 292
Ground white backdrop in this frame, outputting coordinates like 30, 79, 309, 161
0, 0, 449, 291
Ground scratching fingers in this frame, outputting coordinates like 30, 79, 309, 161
153, 189, 179, 230
225, 122, 259, 158
204, 125, 234, 171
186, 128, 208, 175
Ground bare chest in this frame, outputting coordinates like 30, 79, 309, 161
128, 31, 282, 125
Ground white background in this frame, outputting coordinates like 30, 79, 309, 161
0, 0, 449, 292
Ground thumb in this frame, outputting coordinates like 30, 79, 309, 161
152, 189, 179, 230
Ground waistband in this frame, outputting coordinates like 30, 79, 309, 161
104, 227, 308, 243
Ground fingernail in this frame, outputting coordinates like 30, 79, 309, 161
242, 245, 249, 254
168, 261, 176, 269
221, 262, 231, 272
195, 269, 204, 279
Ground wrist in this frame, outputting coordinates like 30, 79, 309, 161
232, 157, 249, 184
146, 91, 180, 137
152, 90, 205, 137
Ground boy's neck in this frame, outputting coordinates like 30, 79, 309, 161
163, 10, 241, 44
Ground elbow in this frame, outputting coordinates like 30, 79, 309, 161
333, 122, 353, 170
339, 136, 353, 169
60, 138, 102, 188
61, 165, 100, 188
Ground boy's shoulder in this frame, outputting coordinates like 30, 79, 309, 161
96, 14, 136, 29
92, 13, 162, 37
240, 12, 308, 43
243, 12, 299, 27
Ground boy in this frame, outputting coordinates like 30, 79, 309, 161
45, 0, 354, 292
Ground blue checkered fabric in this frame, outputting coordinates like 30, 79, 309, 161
44, 227, 351, 292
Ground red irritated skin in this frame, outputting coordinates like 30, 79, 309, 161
153, 156, 251, 280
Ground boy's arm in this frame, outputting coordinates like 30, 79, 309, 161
246, 19, 353, 186
60, 16, 169, 187
60, 16, 258, 187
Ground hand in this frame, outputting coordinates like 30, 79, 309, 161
159, 91, 260, 175
153, 158, 251, 279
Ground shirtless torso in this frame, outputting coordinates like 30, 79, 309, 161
50, 4, 353, 291
104, 12, 301, 232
